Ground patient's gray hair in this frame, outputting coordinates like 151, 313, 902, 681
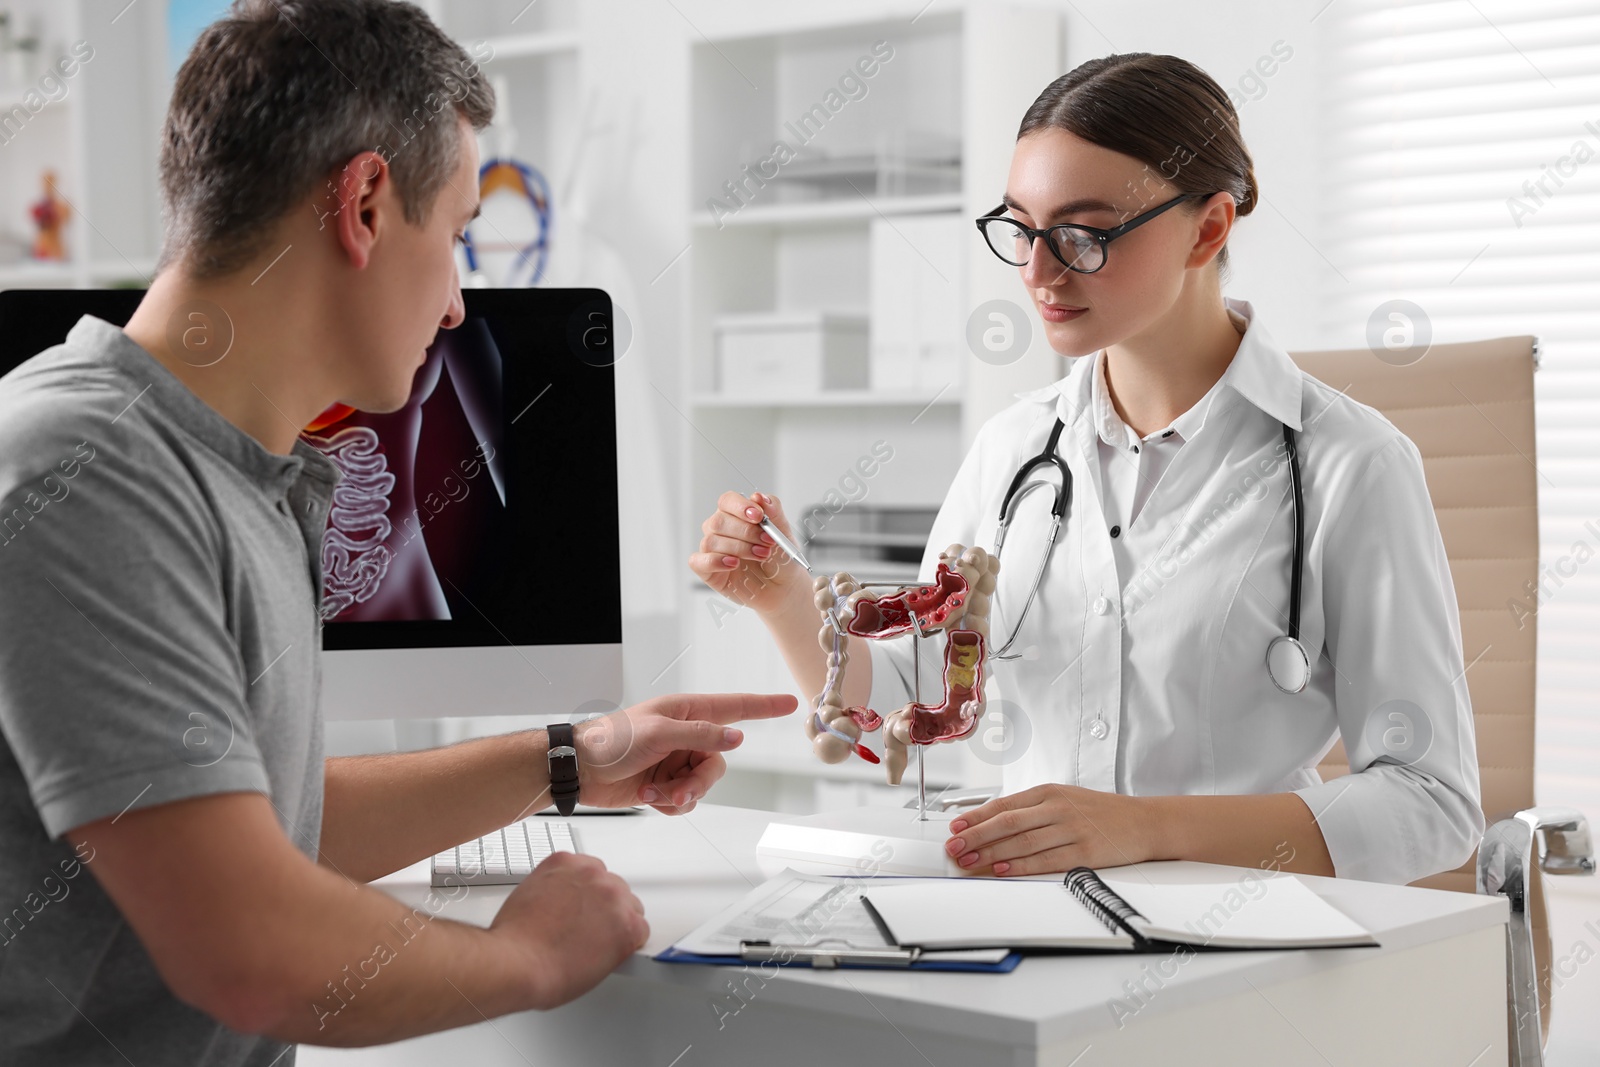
158, 0, 495, 279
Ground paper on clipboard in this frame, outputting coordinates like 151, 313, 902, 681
668, 869, 1010, 966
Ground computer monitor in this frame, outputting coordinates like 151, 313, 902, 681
0, 288, 623, 722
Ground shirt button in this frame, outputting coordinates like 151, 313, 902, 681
1162, 429, 1175, 438
1109, 525, 1121, 539
1089, 718, 1109, 740
1092, 595, 1109, 615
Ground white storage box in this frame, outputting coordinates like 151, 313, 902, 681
869, 214, 964, 391
714, 311, 869, 397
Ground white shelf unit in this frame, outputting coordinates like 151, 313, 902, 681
0, 0, 588, 295
679, 5, 1063, 789
0, 0, 165, 291
482, 29, 581, 60
424, 0, 576, 43
419, 0, 582, 290
690, 190, 964, 229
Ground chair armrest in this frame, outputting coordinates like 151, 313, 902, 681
1477, 806, 1595, 1067
1522, 806, 1596, 875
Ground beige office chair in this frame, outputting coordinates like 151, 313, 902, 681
1291, 334, 1595, 1066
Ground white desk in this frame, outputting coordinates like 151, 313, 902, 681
300, 804, 1509, 1067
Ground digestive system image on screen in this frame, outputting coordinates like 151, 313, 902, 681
301, 320, 508, 623
807, 545, 1001, 785
308, 422, 395, 616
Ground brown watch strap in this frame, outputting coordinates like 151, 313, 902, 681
547, 722, 579, 816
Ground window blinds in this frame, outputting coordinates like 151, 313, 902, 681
1320, 0, 1600, 819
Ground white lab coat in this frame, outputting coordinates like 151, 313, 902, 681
866, 297, 1485, 885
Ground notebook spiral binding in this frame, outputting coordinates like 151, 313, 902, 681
1064, 867, 1147, 941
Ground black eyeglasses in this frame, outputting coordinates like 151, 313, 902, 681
975, 192, 1209, 274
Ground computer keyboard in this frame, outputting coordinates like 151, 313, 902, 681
431, 818, 580, 887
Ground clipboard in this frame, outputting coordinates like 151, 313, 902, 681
654, 869, 1022, 973
654, 943, 1021, 973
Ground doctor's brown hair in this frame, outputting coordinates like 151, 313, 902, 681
1018, 53, 1258, 273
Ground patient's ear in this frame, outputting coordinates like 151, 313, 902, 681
325, 150, 392, 271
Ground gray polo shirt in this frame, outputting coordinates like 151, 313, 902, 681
0, 315, 336, 1065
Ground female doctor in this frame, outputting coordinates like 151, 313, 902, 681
690, 53, 1483, 885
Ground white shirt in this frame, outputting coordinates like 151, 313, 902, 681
867, 297, 1484, 885
1092, 306, 1242, 580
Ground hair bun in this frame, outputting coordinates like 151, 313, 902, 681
1235, 166, 1259, 218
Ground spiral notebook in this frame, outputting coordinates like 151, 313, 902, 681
861, 866, 1378, 952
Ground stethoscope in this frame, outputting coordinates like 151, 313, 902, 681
990, 417, 1312, 695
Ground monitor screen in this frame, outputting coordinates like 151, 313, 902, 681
0, 288, 624, 720
303, 290, 622, 652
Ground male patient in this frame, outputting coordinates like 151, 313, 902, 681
0, 1, 793, 1062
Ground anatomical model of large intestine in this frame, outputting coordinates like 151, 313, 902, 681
806, 545, 1001, 786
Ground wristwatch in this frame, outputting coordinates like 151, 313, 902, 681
547, 722, 580, 816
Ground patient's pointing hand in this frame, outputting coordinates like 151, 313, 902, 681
572, 692, 797, 812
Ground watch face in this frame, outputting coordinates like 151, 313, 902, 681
549, 745, 578, 759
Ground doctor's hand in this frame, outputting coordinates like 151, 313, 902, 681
573, 692, 797, 813
689, 491, 804, 617
943, 785, 1161, 877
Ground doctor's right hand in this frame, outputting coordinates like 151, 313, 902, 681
689, 491, 803, 617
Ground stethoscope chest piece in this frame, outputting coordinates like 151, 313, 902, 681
1266, 634, 1311, 694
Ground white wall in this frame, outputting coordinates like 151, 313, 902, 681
1049, 0, 1330, 350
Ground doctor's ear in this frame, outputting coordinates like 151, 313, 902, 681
1184, 191, 1238, 271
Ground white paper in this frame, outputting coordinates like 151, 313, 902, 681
1102, 874, 1376, 949
862, 879, 1135, 950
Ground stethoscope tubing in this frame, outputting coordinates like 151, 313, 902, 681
989, 416, 1308, 691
